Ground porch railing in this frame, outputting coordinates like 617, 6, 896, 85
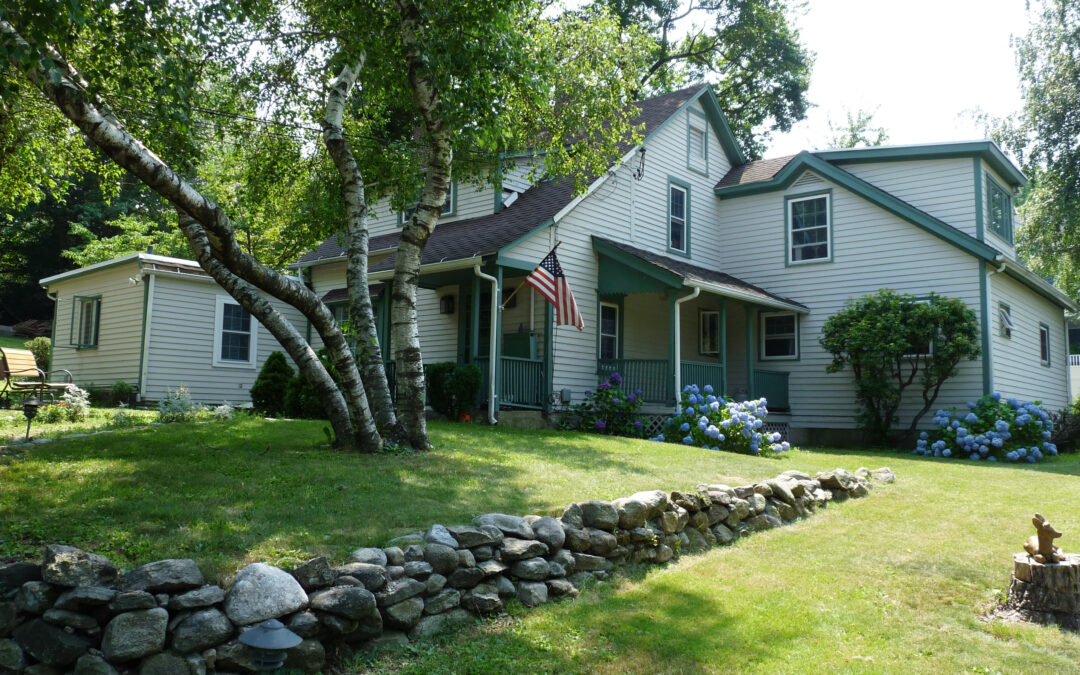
1070, 354, 1080, 367
754, 369, 790, 411
598, 358, 672, 403
680, 361, 725, 397
500, 356, 545, 409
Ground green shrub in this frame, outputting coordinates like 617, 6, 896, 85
24, 337, 50, 371
111, 381, 135, 407
284, 375, 325, 419
427, 362, 481, 420
565, 372, 646, 437
250, 352, 294, 416
653, 385, 787, 455
158, 386, 200, 422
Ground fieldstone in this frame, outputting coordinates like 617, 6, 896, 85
224, 563, 308, 626
360, 631, 409, 653
0, 601, 15, 635
659, 511, 680, 535
291, 557, 335, 591
121, 559, 203, 593
317, 613, 358, 636
685, 527, 708, 552
424, 588, 461, 615
109, 591, 156, 612
310, 586, 377, 620
374, 578, 426, 608
462, 588, 501, 614
564, 527, 591, 552
42, 608, 96, 631
283, 638, 325, 673
404, 544, 426, 562
53, 586, 115, 611
747, 493, 766, 514
472, 545, 494, 562
531, 517, 566, 550
409, 608, 472, 640
385, 533, 425, 550
517, 581, 547, 607
546, 578, 579, 599
423, 543, 460, 576
670, 490, 705, 512
782, 469, 811, 480
425, 525, 460, 548
493, 575, 516, 597
169, 585, 226, 611
42, 545, 118, 588
214, 640, 254, 671
0, 638, 27, 671
349, 548, 388, 568
383, 547, 405, 566
387, 566, 406, 581
705, 504, 730, 526
446, 567, 485, 589
500, 538, 548, 561
333, 563, 387, 591
478, 559, 508, 576
815, 469, 855, 491
446, 525, 502, 548
184, 654, 207, 675
170, 608, 233, 653
775, 501, 797, 521
73, 653, 117, 675
850, 483, 869, 498
550, 548, 576, 573
730, 498, 751, 520
711, 523, 735, 544
154, 593, 169, 606
655, 545, 674, 563
734, 485, 755, 499
101, 608, 167, 662
753, 482, 774, 498
138, 652, 188, 675
404, 560, 434, 580
561, 503, 584, 529
426, 573, 447, 594
571, 553, 607, 572
473, 514, 534, 539
287, 611, 320, 638
0, 562, 40, 595
456, 549, 476, 569
872, 467, 896, 483
765, 478, 797, 506
612, 497, 648, 529
14, 581, 58, 614
384, 596, 424, 629
579, 501, 618, 531
586, 528, 618, 556
688, 511, 710, 531
510, 557, 550, 581
548, 561, 567, 578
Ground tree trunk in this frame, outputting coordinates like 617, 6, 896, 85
320, 59, 398, 434
391, 0, 457, 450
2, 20, 383, 451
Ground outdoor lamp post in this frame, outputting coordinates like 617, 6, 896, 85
21, 397, 41, 441
238, 619, 302, 671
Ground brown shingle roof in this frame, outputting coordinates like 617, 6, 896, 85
295, 85, 713, 267
714, 155, 797, 189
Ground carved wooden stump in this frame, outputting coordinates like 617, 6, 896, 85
1005, 553, 1080, 628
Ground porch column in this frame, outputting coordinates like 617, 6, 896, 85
544, 302, 554, 413
493, 265, 503, 412
719, 299, 727, 396
746, 304, 756, 399
470, 275, 481, 364
669, 291, 677, 404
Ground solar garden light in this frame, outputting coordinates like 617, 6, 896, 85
238, 619, 302, 671
21, 397, 41, 442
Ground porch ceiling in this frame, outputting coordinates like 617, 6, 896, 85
593, 237, 809, 313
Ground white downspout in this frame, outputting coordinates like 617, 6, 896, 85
474, 264, 500, 425
673, 285, 701, 411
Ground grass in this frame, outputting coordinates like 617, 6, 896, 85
3, 417, 1080, 672
0, 335, 31, 350
1, 407, 157, 442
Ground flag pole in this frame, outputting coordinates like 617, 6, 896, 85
500, 241, 561, 311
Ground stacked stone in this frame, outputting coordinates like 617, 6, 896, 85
0, 467, 892, 673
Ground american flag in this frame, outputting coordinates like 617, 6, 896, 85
525, 247, 584, 331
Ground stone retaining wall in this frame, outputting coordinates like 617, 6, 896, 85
0, 466, 894, 673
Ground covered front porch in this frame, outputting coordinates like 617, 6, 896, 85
593, 237, 807, 411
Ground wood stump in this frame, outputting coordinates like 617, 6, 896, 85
1004, 552, 1080, 628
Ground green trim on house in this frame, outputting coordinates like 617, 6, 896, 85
979, 262, 992, 394
1039, 322, 1052, 367
719, 300, 727, 396
973, 157, 984, 242
136, 262, 149, 394
717, 152, 1000, 263
643, 86, 746, 166
783, 188, 833, 267
667, 175, 692, 258
593, 238, 682, 293
668, 292, 677, 404
814, 141, 1026, 188
470, 276, 481, 363
494, 266, 503, 408
456, 282, 470, 364
596, 295, 625, 360
745, 305, 756, 398
984, 171, 1014, 244
685, 108, 710, 177
494, 256, 538, 272
496, 218, 555, 258
544, 302, 554, 413
39, 254, 140, 285
48, 287, 59, 371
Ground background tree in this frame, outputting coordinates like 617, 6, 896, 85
593, 0, 813, 157
823, 108, 889, 149
820, 290, 981, 445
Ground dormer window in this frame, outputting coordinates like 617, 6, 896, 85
986, 176, 1013, 243
399, 181, 456, 225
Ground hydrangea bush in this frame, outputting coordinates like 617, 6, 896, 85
914, 392, 1058, 463
566, 372, 646, 437
650, 384, 789, 456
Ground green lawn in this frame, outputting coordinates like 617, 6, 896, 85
0, 335, 32, 350
3, 419, 1080, 672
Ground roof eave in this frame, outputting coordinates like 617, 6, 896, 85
996, 256, 1078, 312
813, 140, 1028, 188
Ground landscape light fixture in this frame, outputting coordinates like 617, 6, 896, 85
238, 618, 302, 671
21, 397, 41, 441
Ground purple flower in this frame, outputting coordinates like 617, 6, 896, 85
635, 389, 643, 396
584, 390, 592, 396
633, 420, 643, 430
611, 398, 620, 404
610, 372, 623, 386
626, 394, 636, 403
595, 420, 606, 430
598, 382, 611, 391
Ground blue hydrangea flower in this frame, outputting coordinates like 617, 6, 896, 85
703, 385, 714, 394
680, 422, 690, 432
682, 435, 693, 445
991, 392, 1002, 401
919, 431, 929, 440
964, 412, 979, 424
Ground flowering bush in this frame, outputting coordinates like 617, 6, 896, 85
566, 372, 646, 437
213, 402, 234, 420
60, 385, 91, 422
37, 401, 68, 424
914, 392, 1058, 463
650, 384, 789, 456
158, 386, 204, 423
110, 403, 138, 428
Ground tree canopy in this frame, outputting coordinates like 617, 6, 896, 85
822, 109, 889, 150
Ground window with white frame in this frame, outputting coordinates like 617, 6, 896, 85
668, 183, 688, 253
213, 295, 258, 367
400, 182, 456, 225
687, 114, 707, 173
599, 302, 619, 360
999, 303, 1013, 339
987, 177, 1013, 243
760, 312, 797, 360
787, 193, 830, 263
1040, 323, 1051, 366
70, 296, 101, 348
699, 310, 719, 355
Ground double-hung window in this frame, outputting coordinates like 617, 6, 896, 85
599, 302, 619, 360
213, 295, 258, 367
699, 310, 720, 355
987, 177, 1013, 243
399, 182, 456, 225
787, 192, 830, 264
1039, 323, 1051, 366
668, 181, 689, 254
760, 312, 798, 360
999, 303, 1013, 339
70, 296, 101, 348
687, 111, 708, 174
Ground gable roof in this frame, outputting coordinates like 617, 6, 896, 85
39, 252, 210, 286
295, 84, 742, 268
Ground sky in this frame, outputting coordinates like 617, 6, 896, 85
765, 0, 1031, 157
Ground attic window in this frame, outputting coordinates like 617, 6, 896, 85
986, 176, 1013, 243
687, 112, 708, 174
399, 181, 456, 225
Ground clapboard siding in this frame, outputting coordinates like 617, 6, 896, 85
365, 181, 499, 240
715, 171, 985, 430
840, 158, 977, 238
142, 276, 307, 403
990, 272, 1069, 409
48, 261, 145, 390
